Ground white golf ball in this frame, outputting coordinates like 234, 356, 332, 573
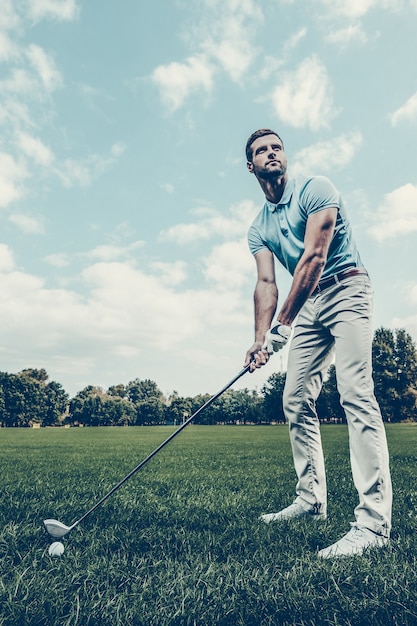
48, 541, 65, 557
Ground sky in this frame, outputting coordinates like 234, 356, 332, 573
0, 0, 417, 401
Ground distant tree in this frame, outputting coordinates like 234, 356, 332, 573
165, 393, 193, 425
107, 384, 126, 398
126, 379, 163, 404
43, 381, 69, 426
240, 388, 264, 424
20, 368, 49, 384
373, 327, 417, 422
103, 396, 136, 426
219, 389, 262, 424
70, 385, 132, 426
0, 370, 67, 427
68, 386, 106, 426
136, 398, 162, 425
0, 384, 5, 426
124, 378, 165, 425
190, 393, 216, 425
317, 365, 345, 422
261, 372, 286, 423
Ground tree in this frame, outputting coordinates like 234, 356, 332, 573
126, 379, 163, 404
107, 384, 126, 398
219, 389, 262, 424
124, 378, 165, 426
135, 397, 165, 425
43, 381, 69, 426
317, 365, 345, 422
0, 370, 67, 427
68, 386, 106, 426
373, 327, 417, 422
165, 392, 193, 425
261, 372, 286, 423
103, 396, 136, 426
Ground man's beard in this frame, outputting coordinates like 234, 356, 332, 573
255, 162, 286, 181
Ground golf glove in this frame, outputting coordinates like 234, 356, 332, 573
264, 323, 291, 354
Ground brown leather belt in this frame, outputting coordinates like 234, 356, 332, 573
312, 268, 368, 295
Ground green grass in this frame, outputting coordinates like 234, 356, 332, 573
1, 424, 417, 626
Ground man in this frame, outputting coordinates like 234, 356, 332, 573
244, 129, 392, 558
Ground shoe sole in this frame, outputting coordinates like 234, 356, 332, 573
260, 513, 327, 524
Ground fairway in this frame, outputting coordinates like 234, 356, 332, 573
1, 424, 417, 626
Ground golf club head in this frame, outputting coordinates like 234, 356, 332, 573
44, 519, 73, 538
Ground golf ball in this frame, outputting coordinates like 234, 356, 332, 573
48, 541, 65, 557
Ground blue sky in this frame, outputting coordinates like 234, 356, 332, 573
1, 0, 416, 400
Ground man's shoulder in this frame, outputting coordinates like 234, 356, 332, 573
292, 174, 336, 193
293, 175, 340, 208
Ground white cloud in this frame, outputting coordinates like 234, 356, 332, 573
152, 55, 214, 111
0, 0, 21, 31
199, 0, 262, 83
0, 151, 28, 208
111, 142, 126, 158
0, 244, 15, 272
151, 0, 262, 108
82, 241, 144, 262
368, 183, 417, 241
150, 261, 188, 286
0, 253, 257, 395
291, 132, 363, 177
271, 55, 336, 131
159, 200, 258, 244
54, 145, 124, 188
259, 28, 306, 81
0, 99, 32, 129
286, 27, 308, 50
27, 0, 80, 22
44, 253, 70, 268
391, 312, 417, 347
318, 0, 396, 18
203, 238, 253, 290
16, 131, 55, 166
8, 213, 45, 234
161, 182, 175, 194
390, 91, 417, 126
26, 44, 62, 93
326, 23, 368, 45
0, 68, 37, 95
0, 31, 19, 61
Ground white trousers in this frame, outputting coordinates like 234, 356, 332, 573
283, 274, 392, 537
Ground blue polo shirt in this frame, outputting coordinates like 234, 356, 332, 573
248, 175, 364, 279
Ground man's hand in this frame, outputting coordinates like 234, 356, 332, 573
264, 323, 291, 354
244, 342, 269, 372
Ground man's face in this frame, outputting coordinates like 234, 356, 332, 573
247, 134, 287, 181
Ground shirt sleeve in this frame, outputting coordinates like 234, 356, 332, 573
300, 176, 341, 216
248, 224, 267, 256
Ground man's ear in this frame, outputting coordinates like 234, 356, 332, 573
247, 161, 254, 173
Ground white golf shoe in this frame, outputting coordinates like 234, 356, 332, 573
260, 501, 326, 524
318, 524, 389, 559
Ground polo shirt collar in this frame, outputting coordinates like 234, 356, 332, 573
266, 178, 294, 212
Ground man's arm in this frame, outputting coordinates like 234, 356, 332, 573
244, 249, 278, 368
277, 206, 338, 326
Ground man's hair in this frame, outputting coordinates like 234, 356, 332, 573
245, 129, 284, 162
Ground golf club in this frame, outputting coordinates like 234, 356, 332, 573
44, 363, 252, 538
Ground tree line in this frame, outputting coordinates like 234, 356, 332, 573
1, 327, 416, 428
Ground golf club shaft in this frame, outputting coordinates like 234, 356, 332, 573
72, 364, 251, 529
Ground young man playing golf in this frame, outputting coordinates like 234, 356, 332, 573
244, 129, 392, 558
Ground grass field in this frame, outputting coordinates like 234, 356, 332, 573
1, 423, 417, 626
